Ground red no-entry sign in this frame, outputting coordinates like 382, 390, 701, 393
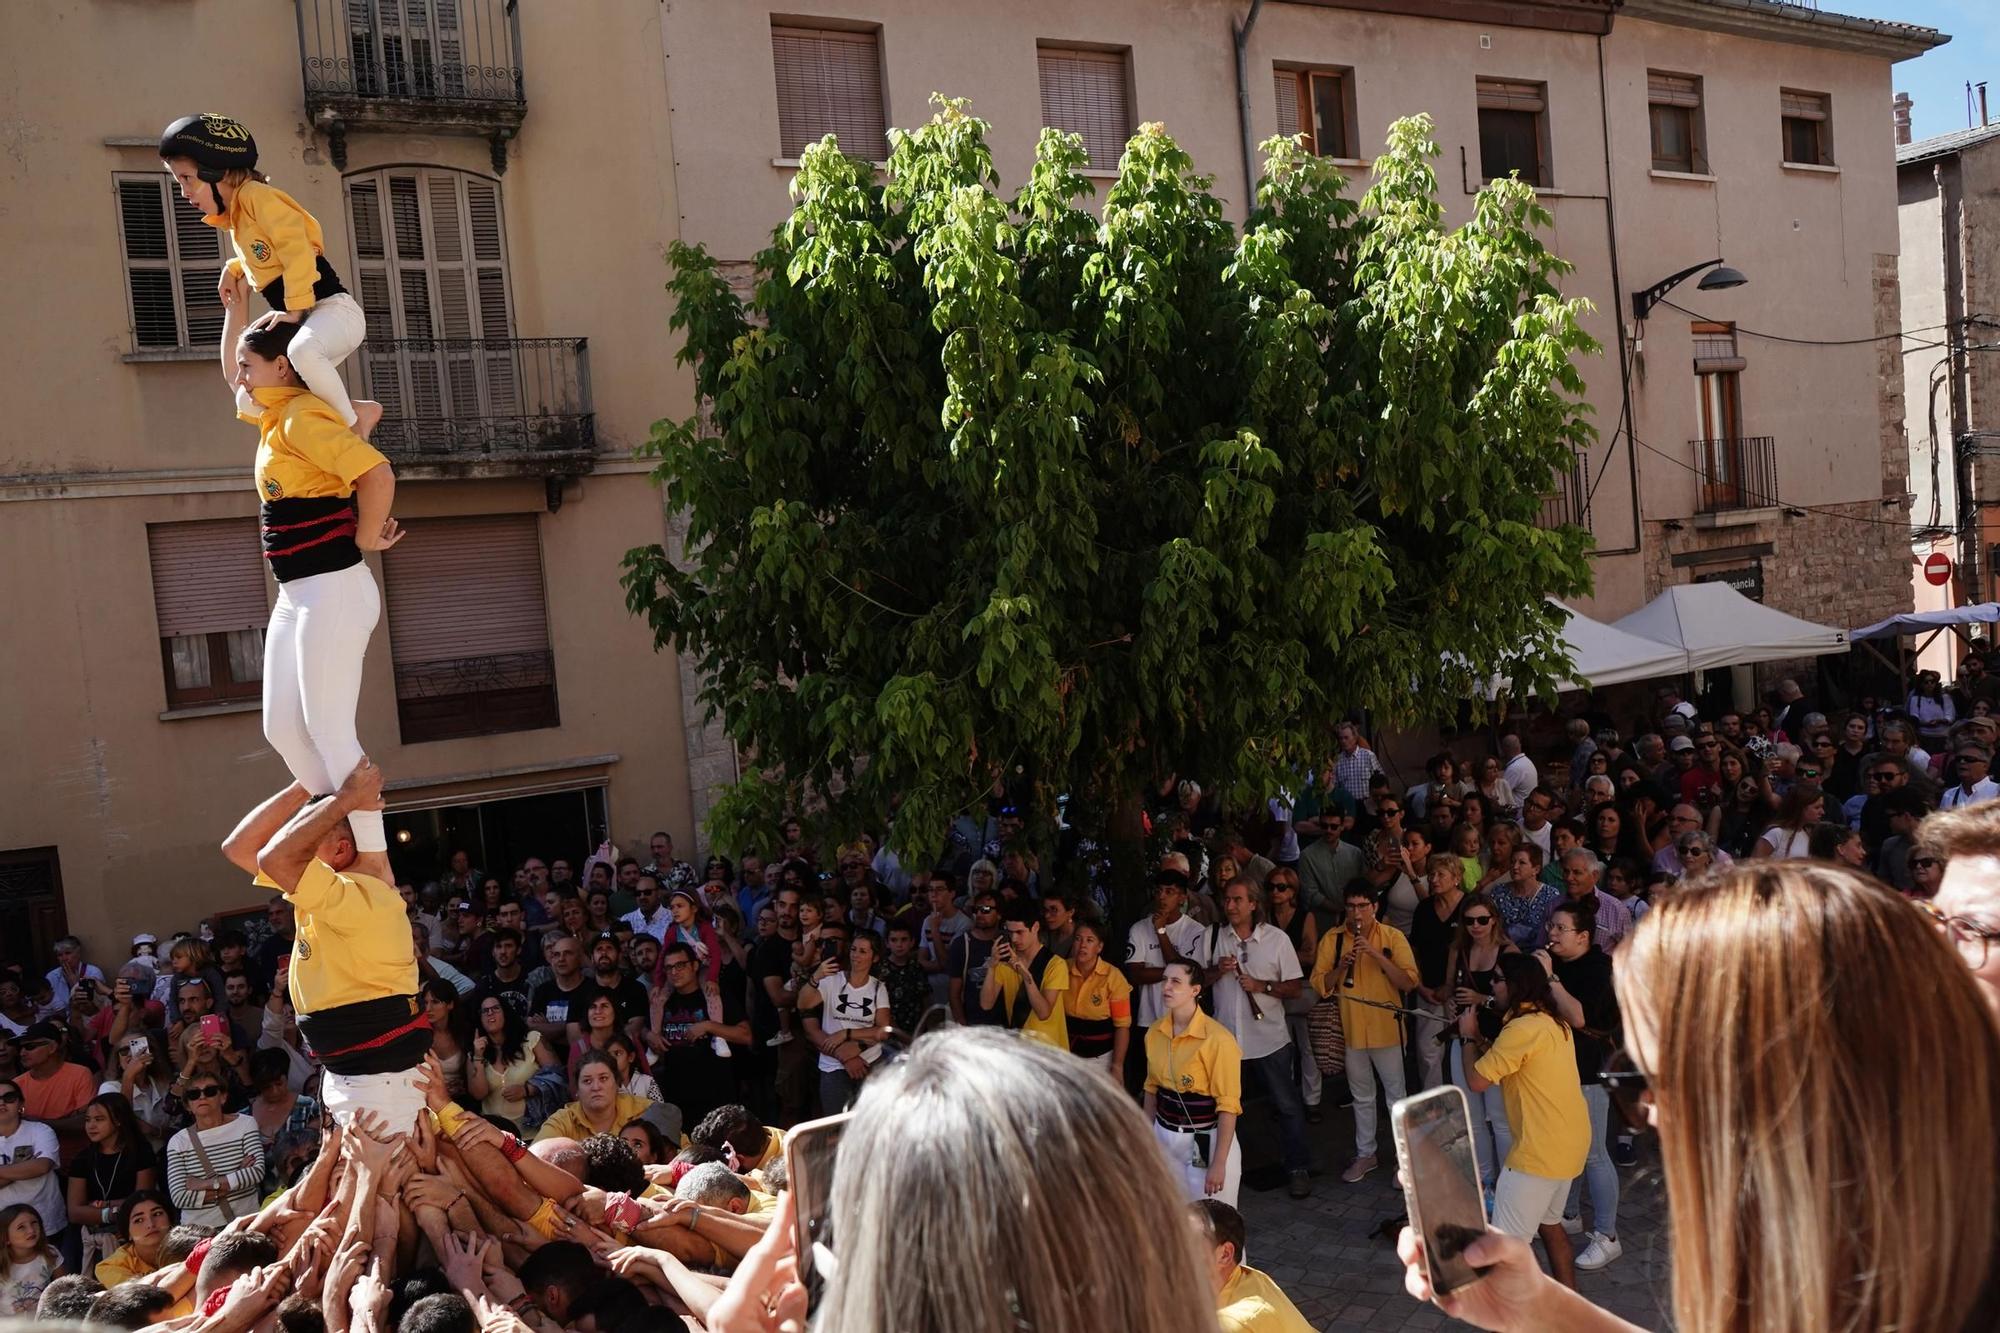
1924, 552, 1953, 586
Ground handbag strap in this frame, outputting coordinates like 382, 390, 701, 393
185, 1125, 236, 1222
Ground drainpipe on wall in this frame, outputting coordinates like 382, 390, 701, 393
1594, 32, 1643, 557
1233, 0, 1266, 216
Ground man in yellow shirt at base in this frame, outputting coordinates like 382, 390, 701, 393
1191, 1199, 1315, 1332
980, 900, 1069, 1049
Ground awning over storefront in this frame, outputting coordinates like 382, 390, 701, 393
1850, 603, 2000, 641
1611, 582, 1846, 672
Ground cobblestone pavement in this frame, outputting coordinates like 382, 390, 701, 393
1231, 1090, 1670, 1330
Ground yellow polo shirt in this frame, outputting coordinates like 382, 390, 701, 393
1310, 921, 1416, 1050
995, 951, 1070, 1049
1473, 1010, 1589, 1180
1143, 1009, 1243, 1115
256, 860, 416, 1015
534, 1091, 655, 1142
1218, 1264, 1316, 1332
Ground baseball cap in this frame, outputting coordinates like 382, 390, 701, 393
592, 931, 618, 946
454, 899, 478, 914
1668, 736, 1695, 752
19, 1021, 62, 1046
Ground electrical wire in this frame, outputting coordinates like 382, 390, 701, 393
1658, 298, 1962, 347
1623, 429, 1932, 532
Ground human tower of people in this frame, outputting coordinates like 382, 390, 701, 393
9, 110, 2000, 1333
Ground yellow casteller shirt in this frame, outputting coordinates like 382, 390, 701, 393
1309, 921, 1416, 1051
1217, 1264, 1316, 1333
239, 385, 389, 501
211, 178, 334, 312
256, 860, 416, 1015
534, 1091, 657, 1143
1142, 1009, 1243, 1115
95, 1244, 156, 1288
995, 951, 1070, 1049
1473, 1009, 1589, 1180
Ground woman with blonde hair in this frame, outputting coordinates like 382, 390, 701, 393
706, 1026, 1220, 1333
1400, 861, 2000, 1333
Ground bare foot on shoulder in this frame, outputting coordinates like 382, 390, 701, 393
353, 400, 384, 440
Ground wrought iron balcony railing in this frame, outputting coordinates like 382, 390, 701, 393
297, 0, 526, 171
1691, 435, 1778, 514
394, 650, 558, 744
1537, 451, 1591, 531
348, 337, 594, 474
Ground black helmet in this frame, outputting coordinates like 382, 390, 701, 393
158, 114, 258, 180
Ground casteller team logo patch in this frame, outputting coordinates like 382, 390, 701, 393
251, 240, 271, 263
263, 477, 284, 499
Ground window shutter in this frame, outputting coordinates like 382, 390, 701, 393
172, 194, 225, 345
119, 179, 179, 348
382, 513, 549, 668
771, 27, 888, 161
1477, 79, 1545, 114
1647, 73, 1700, 109
148, 520, 270, 637
1274, 70, 1302, 141
1039, 48, 1133, 171
1781, 90, 1827, 121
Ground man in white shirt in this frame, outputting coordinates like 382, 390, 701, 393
621, 874, 674, 942
1499, 734, 1539, 811
1124, 869, 1209, 1033
1519, 788, 1556, 859
1941, 744, 2000, 810
1205, 879, 1311, 1198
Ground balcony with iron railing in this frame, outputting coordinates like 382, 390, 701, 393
345, 337, 595, 480
1691, 435, 1778, 517
394, 649, 558, 743
297, 0, 525, 172
1536, 451, 1592, 531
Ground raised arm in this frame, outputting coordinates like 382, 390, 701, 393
223, 782, 313, 875
258, 760, 383, 893
220, 267, 253, 394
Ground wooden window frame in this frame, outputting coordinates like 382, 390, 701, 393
1646, 72, 1706, 174
148, 519, 269, 711
1037, 44, 1136, 171
1692, 321, 1746, 510
1780, 89, 1833, 167
1274, 66, 1356, 159
160, 632, 264, 709
113, 172, 228, 351
1475, 79, 1550, 187
770, 23, 890, 162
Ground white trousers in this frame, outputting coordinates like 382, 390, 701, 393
1346, 1044, 1407, 1158
286, 293, 368, 426
264, 561, 384, 849
1152, 1119, 1240, 1209
320, 1066, 428, 1135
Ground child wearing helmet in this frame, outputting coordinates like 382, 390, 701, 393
159, 113, 378, 436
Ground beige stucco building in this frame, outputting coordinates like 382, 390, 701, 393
0, 0, 1941, 965
1897, 110, 2000, 667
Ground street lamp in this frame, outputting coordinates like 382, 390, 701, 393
1630, 259, 1747, 322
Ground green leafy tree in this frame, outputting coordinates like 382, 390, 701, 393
623, 99, 1595, 877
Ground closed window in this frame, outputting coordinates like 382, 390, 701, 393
1039, 46, 1134, 171
147, 519, 269, 709
1647, 72, 1706, 173
115, 174, 227, 350
344, 167, 517, 445
1476, 79, 1548, 186
1274, 67, 1354, 158
1781, 89, 1832, 166
771, 24, 888, 161
382, 513, 558, 743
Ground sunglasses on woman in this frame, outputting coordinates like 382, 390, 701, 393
185, 1085, 225, 1100
1462, 914, 1493, 926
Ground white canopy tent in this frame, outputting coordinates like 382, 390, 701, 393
1541, 600, 1689, 689
1611, 582, 1846, 672
1850, 603, 2000, 641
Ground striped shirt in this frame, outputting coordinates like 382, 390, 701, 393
166, 1115, 266, 1226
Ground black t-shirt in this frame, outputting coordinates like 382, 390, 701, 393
1551, 947, 1619, 1084
650, 983, 744, 1125
1408, 894, 1467, 990
528, 976, 593, 1030
72, 1139, 159, 1207
583, 972, 650, 1030
749, 933, 798, 1041
947, 931, 1003, 1025
483, 969, 534, 1019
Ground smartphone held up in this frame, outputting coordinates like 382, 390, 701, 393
1390, 1085, 1490, 1299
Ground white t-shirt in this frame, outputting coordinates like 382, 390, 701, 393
1205, 922, 1305, 1061
0, 1121, 65, 1234
815, 973, 890, 1073
1758, 826, 1813, 859
1502, 754, 1539, 808
1126, 914, 1210, 1029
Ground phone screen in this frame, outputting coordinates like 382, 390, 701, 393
785, 1111, 850, 1309
1392, 1086, 1488, 1298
